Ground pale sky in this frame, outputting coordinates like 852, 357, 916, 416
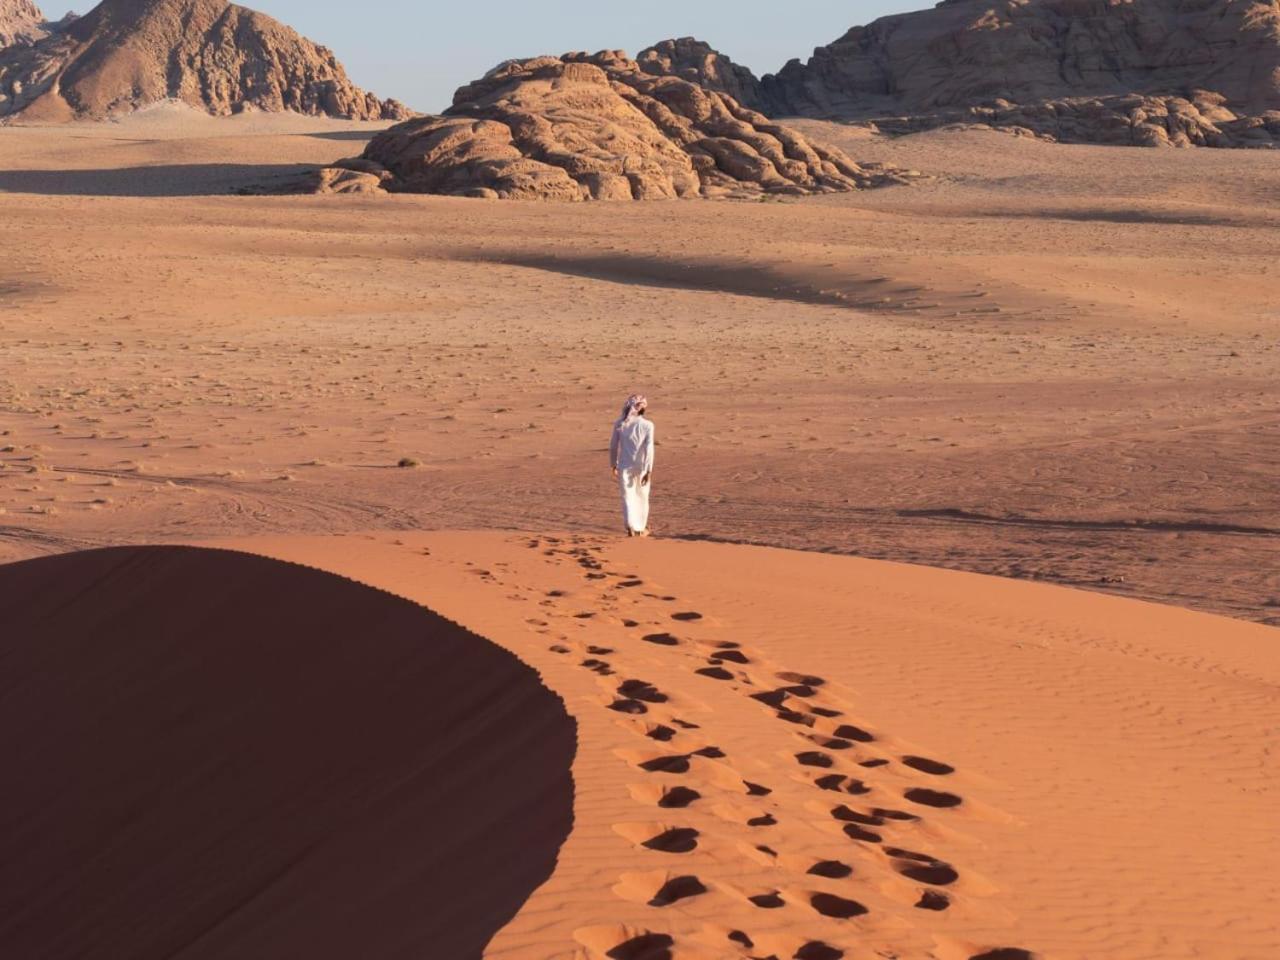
94, 1, 923, 113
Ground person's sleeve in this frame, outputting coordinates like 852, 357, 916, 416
645, 422, 655, 474
609, 424, 619, 469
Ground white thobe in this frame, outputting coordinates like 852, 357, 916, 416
610, 416, 655, 533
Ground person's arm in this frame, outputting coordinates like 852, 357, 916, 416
642, 422, 655, 483
609, 424, 620, 476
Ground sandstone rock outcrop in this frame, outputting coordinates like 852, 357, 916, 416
641, 2, 1280, 147
0, 0, 49, 47
0, 0, 411, 120
636, 37, 765, 111
354, 50, 916, 200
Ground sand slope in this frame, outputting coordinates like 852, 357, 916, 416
0, 545, 575, 960
215, 531, 1280, 960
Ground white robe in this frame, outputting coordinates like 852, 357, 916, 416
610, 416, 654, 533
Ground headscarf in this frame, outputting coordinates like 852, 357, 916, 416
619, 393, 647, 426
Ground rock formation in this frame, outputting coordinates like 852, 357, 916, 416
349, 50, 915, 200
642, 2, 1280, 148
0, 0, 410, 120
0, 0, 49, 48
636, 37, 765, 110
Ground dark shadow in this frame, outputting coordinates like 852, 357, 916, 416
463, 250, 857, 310
0, 545, 576, 960
990, 207, 1251, 228
0, 163, 315, 197
301, 130, 382, 143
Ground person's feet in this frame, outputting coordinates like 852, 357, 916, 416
637, 528, 651, 538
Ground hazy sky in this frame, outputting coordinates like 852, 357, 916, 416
193, 1, 921, 112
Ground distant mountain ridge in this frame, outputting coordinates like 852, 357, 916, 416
640, 0, 1280, 147
0, 0, 410, 121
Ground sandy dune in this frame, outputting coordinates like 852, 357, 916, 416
186, 529, 1276, 960
0, 543, 574, 960
0, 113, 1277, 624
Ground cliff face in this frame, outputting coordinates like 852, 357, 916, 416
0, 0, 411, 120
635, 3, 1280, 147
353, 50, 916, 200
757, 0, 1280, 146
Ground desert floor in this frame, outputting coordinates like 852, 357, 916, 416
1, 109, 1277, 623
1, 109, 1278, 960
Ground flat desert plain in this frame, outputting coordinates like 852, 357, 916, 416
1, 110, 1277, 622
1, 109, 1278, 960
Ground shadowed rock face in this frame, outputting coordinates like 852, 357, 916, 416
356, 50, 917, 200
640, 2, 1280, 148
0, 0, 411, 120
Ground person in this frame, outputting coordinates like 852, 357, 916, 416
610, 394, 655, 537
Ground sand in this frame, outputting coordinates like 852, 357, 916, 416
189, 531, 1280, 958
0, 112, 1277, 624
0, 109, 1277, 958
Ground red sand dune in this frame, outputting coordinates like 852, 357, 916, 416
0, 546, 575, 960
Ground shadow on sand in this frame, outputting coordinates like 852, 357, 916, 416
0, 163, 315, 196
0, 545, 576, 960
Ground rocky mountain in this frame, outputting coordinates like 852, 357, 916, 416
644, 1, 1280, 148
342, 50, 916, 200
0, 0, 410, 120
0, 0, 50, 47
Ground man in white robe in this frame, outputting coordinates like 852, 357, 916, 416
610, 394, 654, 537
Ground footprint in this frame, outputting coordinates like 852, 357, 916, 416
842, 823, 883, 843
830, 805, 885, 826
809, 892, 868, 919
776, 709, 817, 727
645, 724, 677, 742
638, 755, 691, 774
748, 892, 785, 909
885, 848, 959, 886
659, 786, 702, 808
915, 890, 950, 911
809, 706, 843, 718
671, 611, 703, 621
582, 658, 614, 675
807, 860, 852, 879
642, 632, 680, 646
795, 943, 843, 960
745, 781, 773, 796
695, 666, 734, 681
649, 875, 707, 906
777, 671, 825, 686
618, 679, 668, 703
813, 774, 866, 794
969, 951, 1036, 960
608, 932, 674, 960
643, 828, 699, 853
710, 649, 750, 664
795, 751, 834, 768
609, 698, 648, 715
872, 806, 920, 821
902, 755, 956, 776
832, 724, 876, 742
904, 788, 963, 809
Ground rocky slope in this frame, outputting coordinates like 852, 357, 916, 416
343, 50, 915, 200
0, 0, 410, 120
644, 2, 1280, 148
0, 0, 49, 47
